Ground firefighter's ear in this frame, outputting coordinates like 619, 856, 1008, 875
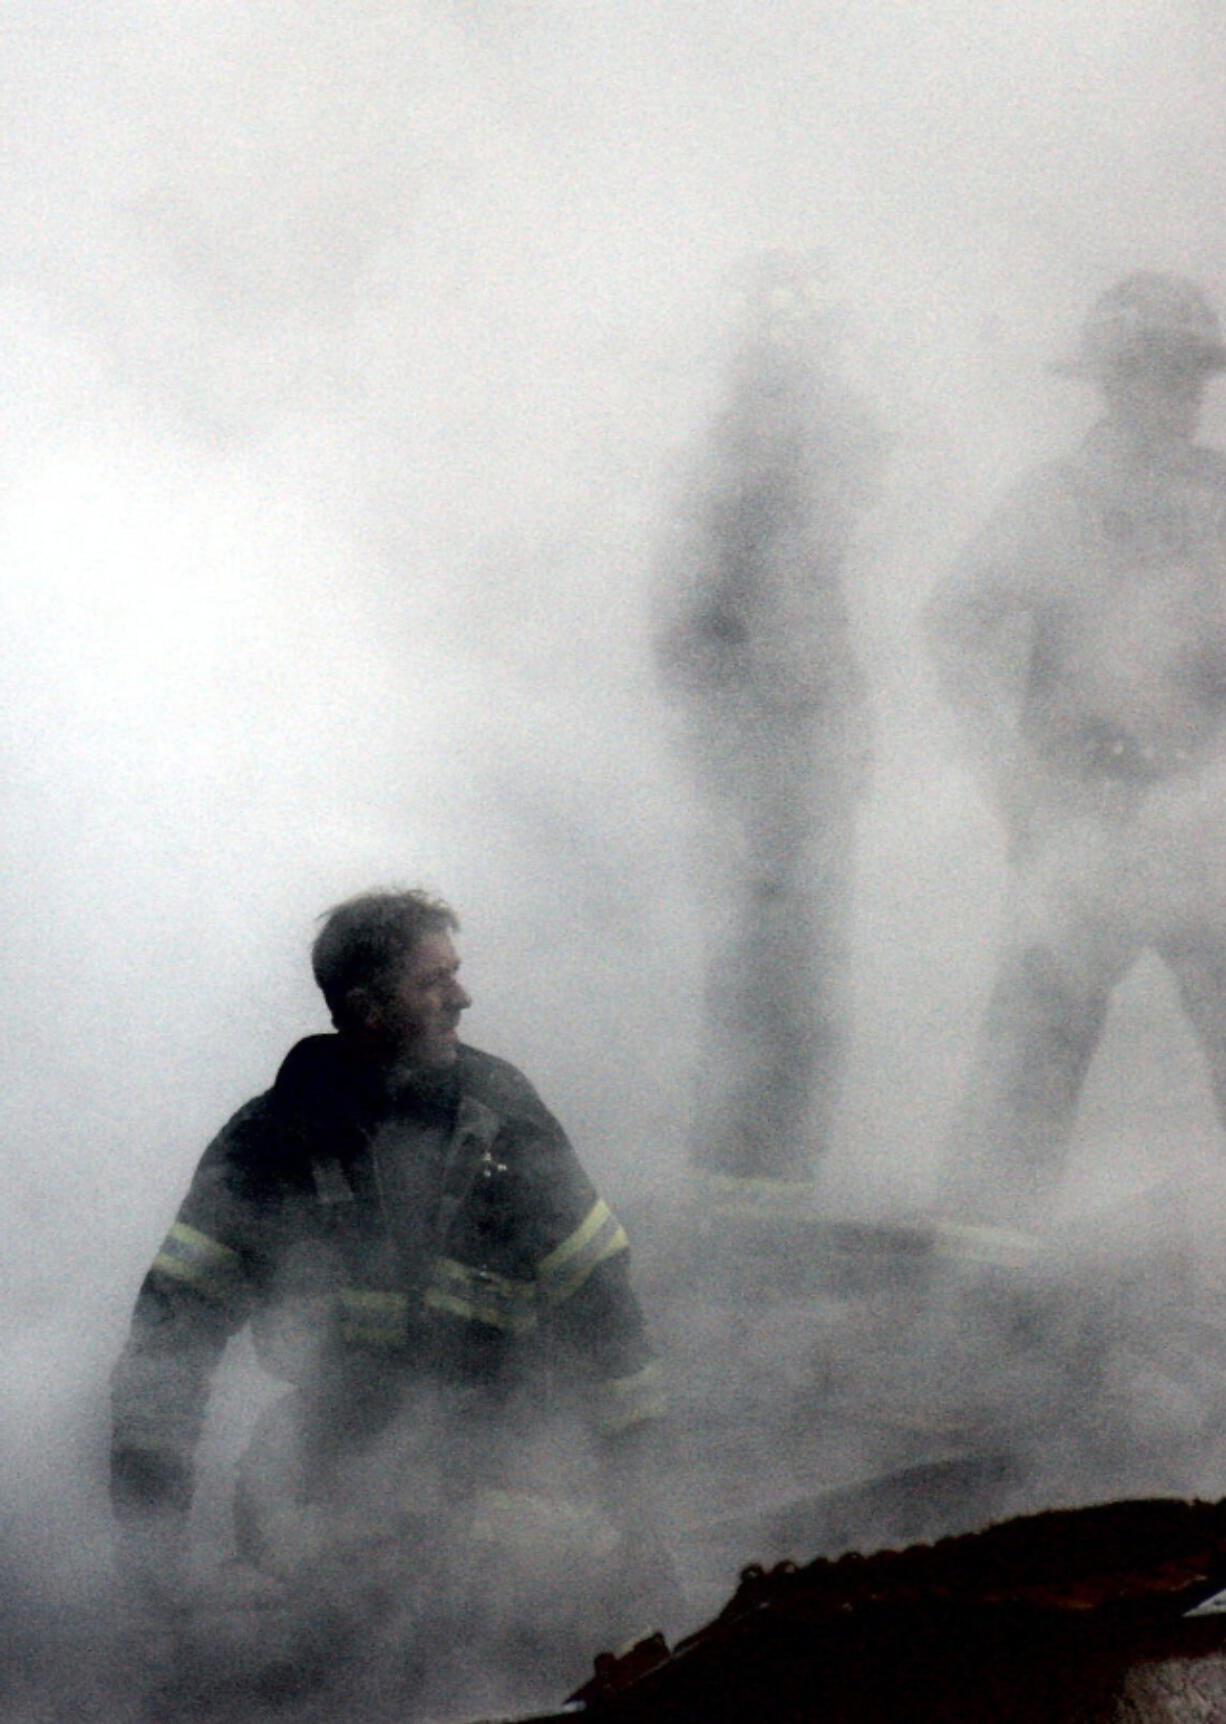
342, 986, 384, 1036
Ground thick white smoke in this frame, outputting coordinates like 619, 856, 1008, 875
6, 0, 1226, 1712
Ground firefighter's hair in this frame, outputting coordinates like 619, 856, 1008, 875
311, 888, 459, 1030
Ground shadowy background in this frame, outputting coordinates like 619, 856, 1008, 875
5, 0, 1226, 1701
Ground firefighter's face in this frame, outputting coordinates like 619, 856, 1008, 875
374, 932, 472, 1067
1104, 354, 1208, 446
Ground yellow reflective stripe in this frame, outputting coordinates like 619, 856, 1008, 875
690, 1170, 817, 1221
423, 1257, 538, 1334
536, 1199, 629, 1306
589, 1361, 667, 1435
538, 1198, 612, 1276
152, 1221, 242, 1303
338, 1290, 408, 1314
337, 1288, 410, 1348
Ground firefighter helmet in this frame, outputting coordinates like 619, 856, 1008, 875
1053, 273, 1226, 379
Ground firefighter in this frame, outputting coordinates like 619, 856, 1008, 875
110, 888, 666, 1702
925, 273, 1226, 1227
653, 253, 879, 1203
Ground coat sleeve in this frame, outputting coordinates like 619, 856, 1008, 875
923, 464, 1082, 776
433, 1053, 666, 1439
511, 1101, 665, 1441
110, 1095, 283, 1520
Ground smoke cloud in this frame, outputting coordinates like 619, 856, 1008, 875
7, 1, 1226, 1715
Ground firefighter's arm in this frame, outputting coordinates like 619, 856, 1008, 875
925, 563, 1072, 856
511, 1113, 677, 1622
110, 1269, 237, 1523
925, 570, 1034, 781
110, 1281, 233, 1616
110, 1100, 272, 1534
520, 1116, 665, 1439
923, 477, 1073, 829
538, 1232, 677, 1626
542, 1245, 666, 1445
470, 1067, 668, 1445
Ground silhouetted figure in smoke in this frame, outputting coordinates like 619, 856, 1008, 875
927, 274, 1226, 1228
655, 255, 879, 1194
110, 889, 666, 1715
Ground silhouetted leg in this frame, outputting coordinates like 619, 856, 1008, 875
1161, 933, 1226, 1129
689, 714, 856, 1183
805, 804, 856, 1168
693, 879, 833, 1181
941, 928, 1127, 1225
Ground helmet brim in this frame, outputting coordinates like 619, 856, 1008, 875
1050, 339, 1226, 380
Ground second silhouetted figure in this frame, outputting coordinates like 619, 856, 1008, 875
927, 273, 1226, 1226
655, 255, 880, 1199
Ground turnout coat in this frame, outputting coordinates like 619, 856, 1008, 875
111, 1035, 662, 1522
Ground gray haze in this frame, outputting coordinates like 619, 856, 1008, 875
8, 0, 1226, 1698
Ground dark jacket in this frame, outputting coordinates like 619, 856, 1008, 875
111, 1036, 662, 1520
